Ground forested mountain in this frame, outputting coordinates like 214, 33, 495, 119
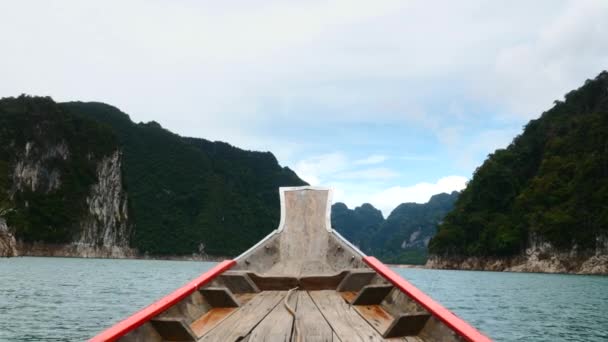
0, 96, 306, 257
430, 71, 608, 262
331, 202, 384, 248
331, 191, 459, 264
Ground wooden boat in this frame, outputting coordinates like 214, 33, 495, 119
91, 187, 491, 342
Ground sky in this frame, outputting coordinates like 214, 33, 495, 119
1, 0, 607, 216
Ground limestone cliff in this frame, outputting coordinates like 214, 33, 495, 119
0, 218, 18, 257
75, 150, 133, 257
8, 146, 135, 258
426, 234, 608, 275
1, 95, 307, 258
0, 96, 135, 257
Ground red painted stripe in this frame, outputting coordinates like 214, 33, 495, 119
89, 259, 236, 342
363, 256, 492, 342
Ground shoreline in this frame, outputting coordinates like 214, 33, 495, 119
426, 254, 608, 276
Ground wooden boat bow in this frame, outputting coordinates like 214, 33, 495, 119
91, 186, 492, 342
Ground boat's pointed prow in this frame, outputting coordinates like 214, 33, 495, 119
233, 186, 367, 276
90, 186, 492, 342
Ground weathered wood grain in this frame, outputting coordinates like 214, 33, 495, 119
278, 190, 330, 263
190, 307, 237, 338
418, 315, 463, 342
339, 291, 357, 304
247, 289, 298, 341
309, 290, 384, 341
234, 292, 257, 305
199, 287, 240, 307
350, 304, 394, 336
299, 271, 349, 290
336, 270, 377, 292
381, 289, 425, 317
351, 285, 394, 305
149, 317, 197, 341
384, 313, 430, 338
199, 291, 286, 341
217, 271, 260, 293
247, 273, 299, 291
293, 291, 334, 342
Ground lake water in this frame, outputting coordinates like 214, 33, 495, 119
0, 257, 607, 341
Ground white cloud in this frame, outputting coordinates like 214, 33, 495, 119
335, 167, 399, 180
293, 152, 349, 185
354, 154, 388, 165
333, 176, 468, 217
294, 151, 466, 216
477, 0, 608, 118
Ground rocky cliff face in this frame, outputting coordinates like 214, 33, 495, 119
0, 218, 18, 257
2, 95, 307, 258
426, 234, 608, 275
11, 141, 69, 194
6, 143, 134, 258
75, 150, 133, 257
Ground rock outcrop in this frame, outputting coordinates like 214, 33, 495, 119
426, 235, 608, 275
1, 95, 307, 258
0, 218, 18, 257
7, 144, 135, 258
76, 150, 133, 257
11, 141, 68, 194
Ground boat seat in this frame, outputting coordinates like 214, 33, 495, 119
245, 270, 359, 290
351, 284, 394, 305
150, 317, 197, 341
199, 287, 240, 307
298, 270, 349, 290
341, 284, 431, 338
246, 273, 299, 290
216, 271, 260, 293
336, 269, 377, 291
384, 313, 431, 338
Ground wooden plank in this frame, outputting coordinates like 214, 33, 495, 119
199, 291, 286, 341
247, 289, 298, 341
298, 259, 337, 276
299, 271, 349, 290
199, 287, 240, 307
350, 304, 394, 336
293, 291, 334, 341
189, 307, 237, 338
234, 292, 257, 305
339, 291, 357, 304
384, 314, 430, 338
149, 317, 197, 341
218, 271, 261, 293
351, 285, 393, 305
403, 337, 424, 342
309, 290, 384, 341
336, 270, 377, 292
247, 273, 299, 290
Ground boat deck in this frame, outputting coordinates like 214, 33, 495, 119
195, 289, 425, 342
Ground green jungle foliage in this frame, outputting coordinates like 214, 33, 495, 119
0, 96, 117, 243
62, 102, 306, 256
331, 192, 458, 264
430, 71, 608, 257
331, 202, 384, 247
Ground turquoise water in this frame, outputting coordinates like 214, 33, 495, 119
0, 257, 607, 341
